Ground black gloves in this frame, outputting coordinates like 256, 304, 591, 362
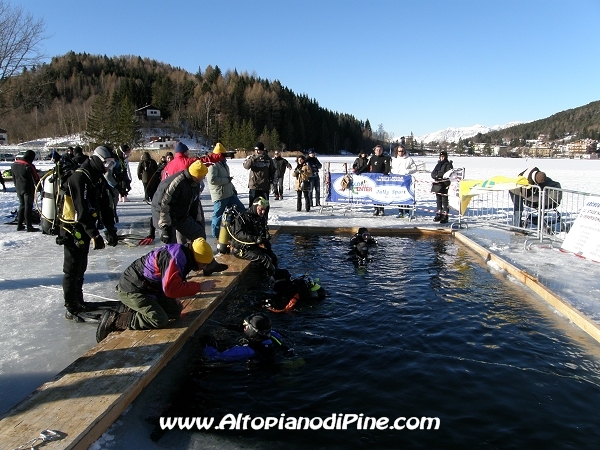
256, 237, 265, 246
91, 234, 105, 250
160, 227, 172, 244
105, 229, 118, 247
203, 262, 229, 276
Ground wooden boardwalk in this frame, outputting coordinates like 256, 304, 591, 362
0, 253, 251, 450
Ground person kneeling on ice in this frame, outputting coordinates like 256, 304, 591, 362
261, 269, 326, 313
350, 227, 378, 246
229, 197, 278, 274
203, 313, 294, 363
96, 238, 228, 342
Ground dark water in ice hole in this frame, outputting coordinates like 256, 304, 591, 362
164, 234, 600, 449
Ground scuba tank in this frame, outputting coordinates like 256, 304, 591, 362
217, 207, 234, 254
41, 173, 56, 234
37, 170, 60, 235
306, 276, 326, 300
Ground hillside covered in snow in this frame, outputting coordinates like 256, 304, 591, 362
416, 122, 523, 143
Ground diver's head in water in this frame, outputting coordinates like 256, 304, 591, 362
243, 313, 272, 341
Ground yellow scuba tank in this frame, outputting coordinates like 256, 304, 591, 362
217, 208, 233, 254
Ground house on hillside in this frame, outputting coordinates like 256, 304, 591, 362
135, 105, 161, 121
0, 127, 7, 145
146, 136, 179, 150
567, 139, 597, 157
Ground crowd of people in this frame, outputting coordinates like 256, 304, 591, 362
2, 140, 560, 359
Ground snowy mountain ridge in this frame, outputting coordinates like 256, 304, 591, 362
416, 122, 523, 144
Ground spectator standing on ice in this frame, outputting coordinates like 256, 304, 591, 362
243, 142, 275, 208
306, 149, 322, 207
430, 150, 454, 224
11, 150, 40, 231
352, 149, 370, 174
137, 151, 158, 202
368, 145, 391, 216
272, 150, 292, 200
114, 144, 133, 202
292, 155, 312, 212
391, 144, 417, 218
72, 146, 88, 165
162, 143, 198, 180
207, 143, 245, 239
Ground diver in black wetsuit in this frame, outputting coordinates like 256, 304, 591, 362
260, 269, 326, 313
350, 227, 378, 246
202, 313, 294, 362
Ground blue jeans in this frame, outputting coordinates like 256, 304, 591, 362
212, 195, 246, 238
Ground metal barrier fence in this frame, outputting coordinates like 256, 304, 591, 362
455, 185, 596, 245
322, 161, 596, 246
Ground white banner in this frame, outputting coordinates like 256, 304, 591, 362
561, 196, 600, 263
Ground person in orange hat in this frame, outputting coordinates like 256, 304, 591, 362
152, 160, 209, 244
207, 143, 246, 238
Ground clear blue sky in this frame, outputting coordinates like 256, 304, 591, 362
20, 0, 600, 138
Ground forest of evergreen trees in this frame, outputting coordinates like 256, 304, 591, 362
470, 100, 600, 146
0, 52, 382, 153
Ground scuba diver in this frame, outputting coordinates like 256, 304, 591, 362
228, 197, 278, 273
348, 241, 372, 267
348, 228, 376, 267
202, 313, 294, 363
350, 227, 378, 246
261, 269, 327, 313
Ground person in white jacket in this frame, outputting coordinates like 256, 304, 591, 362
391, 145, 417, 218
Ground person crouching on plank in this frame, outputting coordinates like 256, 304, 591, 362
96, 237, 228, 342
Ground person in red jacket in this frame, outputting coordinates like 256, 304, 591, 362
96, 237, 227, 342
161, 142, 198, 180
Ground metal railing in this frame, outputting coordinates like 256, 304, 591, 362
454, 185, 596, 245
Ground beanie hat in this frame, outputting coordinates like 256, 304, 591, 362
440, 150, 448, 157
24, 150, 36, 163
534, 171, 546, 185
254, 142, 265, 151
174, 142, 189, 154
213, 143, 227, 154
253, 196, 269, 208
188, 161, 208, 179
191, 238, 214, 264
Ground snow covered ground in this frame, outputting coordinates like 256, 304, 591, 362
1, 154, 600, 445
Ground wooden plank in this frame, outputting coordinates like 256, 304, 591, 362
453, 231, 600, 345
272, 225, 452, 237
0, 253, 251, 450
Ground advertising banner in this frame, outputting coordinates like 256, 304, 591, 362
561, 196, 600, 263
327, 173, 414, 205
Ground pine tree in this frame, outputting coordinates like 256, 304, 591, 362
270, 127, 281, 151
114, 97, 141, 146
85, 93, 116, 147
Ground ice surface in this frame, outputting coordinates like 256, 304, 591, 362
1, 153, 599, 440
